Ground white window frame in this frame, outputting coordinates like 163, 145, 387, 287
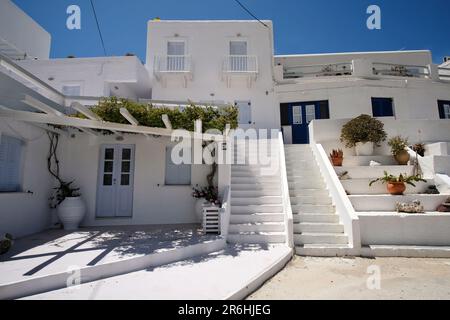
305, 104, 316, 124
164, 145, 192, 186
0, 133, 24, 193
444, 104, 450, 119
292, 105, 302, 125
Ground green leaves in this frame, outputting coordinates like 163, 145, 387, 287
388, 135, 409, 155
74, 97, 238, 132
369, 171, 427, 187
340, 114, 387, 148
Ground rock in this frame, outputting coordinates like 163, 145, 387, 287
396, 200, 425, 214
370, 161, 382, 167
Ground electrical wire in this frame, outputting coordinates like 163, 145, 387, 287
233, 0, 268, 28
90, 0, 107, 56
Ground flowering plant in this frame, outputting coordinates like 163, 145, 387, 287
192, 186, 221, 206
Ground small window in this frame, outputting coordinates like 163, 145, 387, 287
165, 146, 191, 186
438, 100, 450, 119
167, 41, 185, 56
167, 41, 186, 71
0, 135, 24, 192
230, 41, 247, 56
305, 104, 316, 123
292, 106, 302, 125
62, 85, 81, 97
372, 98, 394, 117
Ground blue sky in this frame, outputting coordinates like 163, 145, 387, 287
12, 0, 450, 63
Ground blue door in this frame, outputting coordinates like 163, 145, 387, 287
288, 102, 323, 144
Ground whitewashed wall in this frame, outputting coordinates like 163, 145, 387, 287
146, 20, 279, 129
0, 0, 51, 60
0, 120, 55, 238
18, 56, 151, 100
59, 133, 214, 226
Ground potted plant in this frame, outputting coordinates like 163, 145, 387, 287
192, 186, 220, 222
388, 135, 410, 165
50, 181, 85, 231
330, 149, 344, 166
412, 143, 426, 157
340, 114, 387, 156
369, 171, 427, 195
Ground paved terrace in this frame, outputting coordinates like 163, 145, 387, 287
0, 224, 217, 286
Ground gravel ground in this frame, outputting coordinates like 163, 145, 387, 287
248, 256, 450, 300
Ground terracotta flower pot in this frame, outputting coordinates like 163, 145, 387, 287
394, 150, 410, 165
331, 157, 343, 167
387, 182, 406, 195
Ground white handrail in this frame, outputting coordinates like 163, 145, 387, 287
278, 132, 294, 248
310, 142, 361, 250
223, 55, 258, 73
219, 185, 231, 239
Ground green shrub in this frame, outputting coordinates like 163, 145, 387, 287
73, 97, 238, 133
340, 114, 387, 148
388, 135, 409, 155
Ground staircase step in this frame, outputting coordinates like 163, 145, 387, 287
290, 195, 332, 205
231, 190, 281, 197
349, 194, 449, 212
289, 189, 329, 197
287, 174, 322, 181
295, 233, 349, 245
294, 222, 344, 233
343, 155, 397, 166
294, 213, 340, 223
232, 205, 283, 214
229, 222, 285, 233
340, 179, 432, 195
296, 244, 353, 257
230, 213, 285, 223
231, 183, 281, 191
231, 196, 282, 205
289, 181, 325, 189
335, 165, 415, 179
231, 176, 280, 184
228, 232, 285, 244
291, 204, 335, 214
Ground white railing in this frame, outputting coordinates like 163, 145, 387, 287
283, 62, 353, 79
278, 132, 294, 248
154, 55, 192, 73
439, 67, 450, 81
219, 186, 231, 239
311, 142, 361, 250
372, 62, 430, 78
223, 55, 258, 73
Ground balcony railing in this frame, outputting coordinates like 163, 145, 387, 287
283, 62, 353, 79
372, 62, 430, 78
439, 67, 450, 82
223, 55, 258, 74
154, 55, 192, 74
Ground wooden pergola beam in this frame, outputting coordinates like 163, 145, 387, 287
120, 107, 150, 139
70, 102, 101, 121
162, 114, 172, 130
23, 95, 63, 116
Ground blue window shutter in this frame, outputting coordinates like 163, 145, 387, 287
0, 135, 23, 192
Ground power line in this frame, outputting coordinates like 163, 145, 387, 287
233, 0, 268, 28
89, 0, 107, 56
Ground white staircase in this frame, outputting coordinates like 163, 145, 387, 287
285, 145, 350, 256
228, 139, 286, 244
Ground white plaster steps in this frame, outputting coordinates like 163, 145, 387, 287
289, 189, 329, 197
231, 176, 280, 184
291, 204, 335, 214
290, 195, 332, 205
231, 196, 283, 205
296, 244, 353, 257
335, 165, 415, 179
289, 180, 325, 189
294, 222, 344, 233
361, 245, 450, 258
349, 194, 449, 212
230, 213, 285, 224
293, 213, 340, 223
231, 190, 281, 197
227, 232, 286, 244
341, 179, 432, 195
343, 155, 397, 166
231, 183, 281, 192
294, 233, 348, 245
231, 205, 283, 214
229, 222, 285, 233
21, 244, 293, 300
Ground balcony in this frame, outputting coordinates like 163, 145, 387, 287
222, 55, 258, 88
153, 55, 193, 87
283, 62, 353, 79
372, 62, 430, 78
439, 66, 450, 82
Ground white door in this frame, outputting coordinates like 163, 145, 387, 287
96, 145, 135, 218
167, 41, 186, 71
229, 41, 248, 71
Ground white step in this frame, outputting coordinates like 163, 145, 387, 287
294, 213, 340, 223
229, 222, 285, 233
361, 245, 450, 258
335, 165, 415, 179
230, 213, 285, 223
231, 176, 280, 184
232, 172, 280, 178
232, 166, 279, 174
231, 183, 281, 191
287, 173, 322, 181
227, 232, 286, 244
294, 222, 344, 233
289, 180, 325, 189
295, 233, 348, 245
231, 190, 281, 197
286, 167, 319, 175
289, 189, 329, 197
290, 195, 332, 205
340, 179, 432, 195
291, 204, 335, 214
343, 155, 397, 166
232, 205, 283, 214
296, 244, 353, 257
349, 194, 449, 212
231, 196, 282, 205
